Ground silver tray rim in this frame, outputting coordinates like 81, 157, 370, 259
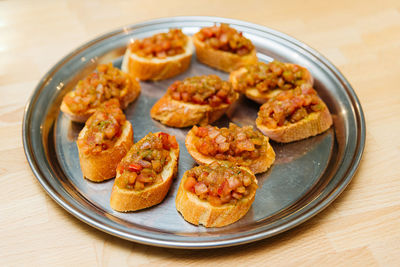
22, 16, 366, 249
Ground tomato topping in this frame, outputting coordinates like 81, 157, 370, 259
258, 86, 324, 129
77, 99, 126, 154
168, 75, 236, 107
191, 123, 268, 167
128, 163, 143, 173
184, 162, 256, 207
63, 63, 136, 114
184, 176, 197, 193
195, 24, 254, 55
234, 61, 311, 94
129, 29, 188, 59
116, 132, 178, 190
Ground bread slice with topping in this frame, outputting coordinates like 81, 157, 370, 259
230, 61, 313, 104
110, 132, 179, 212
256, 87, 332, 143
185, 123, 275, 174
121, 29, 193, 81
150, 75, 238, 128
61, 63, 140, 123
176, 162, 258, 227
77, 99, 134, 182
192, 24, 257, 72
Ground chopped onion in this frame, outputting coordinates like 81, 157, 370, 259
195, 182, 208, 195
215, 134, 227, 144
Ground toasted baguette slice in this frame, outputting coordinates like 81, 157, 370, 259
61, 90, 139, 123
60, 96, 95, 123
110, 132, 179, 212
176, 164, 258, 227
61, 66, 141, 123
77, 120, 133, 182
256, 100, 333, 143
230, 63, 314, 104
185, 125, 275, 174
150, 94, 236, 128
192, 35, 257, 72
121, 38, 194, 81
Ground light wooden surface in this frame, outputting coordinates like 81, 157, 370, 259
1, 0, 400, 266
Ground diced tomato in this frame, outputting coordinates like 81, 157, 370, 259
195, 126, 209, 138
217, 180, 231, 196
168, 135, 179, 149
159, 132, 171, 150
184, 176, 197, 193
128, 163, 143, 173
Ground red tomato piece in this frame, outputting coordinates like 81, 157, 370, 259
128, 163, 143, 173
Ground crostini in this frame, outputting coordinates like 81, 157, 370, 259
150, 75, 239, 128
110, 132, 179, 212
185, 123, 275, 174
230, 60, 314, 104
176, 162, 258, 227
77, 99, 133, 182
256, 86, 332, 143
192, 23, 258, 72
61, 63, 141, 123
121, 29, 194, 81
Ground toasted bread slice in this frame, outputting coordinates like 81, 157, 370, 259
77, 120, 133, 182
61, 66, 141, 123
121, 38, 194, 81
256, 100, 333, 143
230, 63, 314, 104
110, 132, 179, 212
185, 125, 275, 174
60, 96, 95, 123
192, 35, 257, 72
150, 94, 236, 128
176, 164, 258, 227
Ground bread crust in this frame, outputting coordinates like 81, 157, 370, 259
175, 166, 257, 227
256, 101, 333, 143
60, 98, 94, 123
185, 128, 275, 174
77, 120, 134, 182
192, 35, 258, 73
150, 94, 238, 128
230, 63, 314, 104
121, 39, 194, 81
110, 132, 179, 212
60, 76, 141, 123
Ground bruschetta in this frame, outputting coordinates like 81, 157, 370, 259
256, 86, 332, 143
185, 123, 275, 174
61, 63, 141, 123
150, 75, 239, 128
110, 132, 179, 212
77, 99, 133, 182
192, 23, 258, 72
121, 29, 194, 81
230, 60, 314, 104
176, 162, 258, 227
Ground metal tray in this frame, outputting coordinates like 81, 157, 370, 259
23, 16, 365, 249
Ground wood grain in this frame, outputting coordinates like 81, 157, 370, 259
1, 0, 400, 266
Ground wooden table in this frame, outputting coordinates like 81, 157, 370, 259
1, 0, 399, 266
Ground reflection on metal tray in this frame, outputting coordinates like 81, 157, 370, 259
23, 16, 365, 249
